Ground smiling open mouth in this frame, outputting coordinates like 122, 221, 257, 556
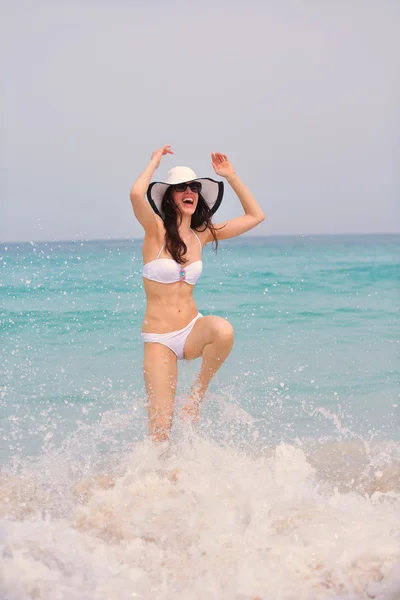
183, 199, 194, 205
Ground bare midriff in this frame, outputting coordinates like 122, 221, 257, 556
141, 278, 198, 334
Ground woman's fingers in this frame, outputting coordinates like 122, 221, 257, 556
151, 145, 173, 168
213, 152, 227, 164
211, 152, 229, 168
154, 144, 172, 155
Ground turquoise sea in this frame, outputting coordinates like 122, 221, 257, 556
1, 234, 399, 599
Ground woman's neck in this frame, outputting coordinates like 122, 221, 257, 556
178, 216, 192, 236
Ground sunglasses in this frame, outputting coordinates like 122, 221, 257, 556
172, 181, 202, 194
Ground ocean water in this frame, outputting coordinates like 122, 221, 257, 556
1, 234, 399, 599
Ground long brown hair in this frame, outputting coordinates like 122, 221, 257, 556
161, 187, 220, 264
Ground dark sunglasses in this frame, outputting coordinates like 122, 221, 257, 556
172, 181, 202, 193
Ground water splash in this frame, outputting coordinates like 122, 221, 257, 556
1, 428, 399, 600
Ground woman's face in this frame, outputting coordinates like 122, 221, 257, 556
171, 182, 201, 216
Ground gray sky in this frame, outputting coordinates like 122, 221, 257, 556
1, 0, 399, 242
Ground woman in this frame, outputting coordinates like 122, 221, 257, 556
130, 145, 265, 443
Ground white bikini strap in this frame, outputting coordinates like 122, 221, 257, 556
156, 243, 165, 259
191, 229, 202, 250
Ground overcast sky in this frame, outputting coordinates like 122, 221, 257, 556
1, 0, 399, 242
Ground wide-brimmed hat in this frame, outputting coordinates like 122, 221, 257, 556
147, 166, 224, 218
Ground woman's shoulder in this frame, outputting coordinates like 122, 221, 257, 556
192, 225, 214, 246
142, 221, 165, 254
143, 217, 165, 241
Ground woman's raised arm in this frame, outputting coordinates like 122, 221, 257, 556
130, 145, 173, 234
206, 153, 265, 242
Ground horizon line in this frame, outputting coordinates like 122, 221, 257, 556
1, 231, 399, 246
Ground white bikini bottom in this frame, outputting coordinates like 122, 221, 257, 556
141, 313, 203, 360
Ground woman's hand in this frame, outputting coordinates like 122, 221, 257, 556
211, 152, 236, 178
151, 145, 174, 169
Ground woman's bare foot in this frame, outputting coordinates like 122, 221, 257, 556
180, 399, 201, 423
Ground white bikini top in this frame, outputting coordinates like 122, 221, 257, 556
142, 229, 203, 286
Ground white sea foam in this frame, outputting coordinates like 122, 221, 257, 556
1, 433, 400, 600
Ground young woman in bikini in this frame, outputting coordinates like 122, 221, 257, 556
130, 145, 265, 443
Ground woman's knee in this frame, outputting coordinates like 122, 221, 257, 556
213, 318, 234, 345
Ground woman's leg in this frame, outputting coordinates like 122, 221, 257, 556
143, 343, 178, 443
181, 316, 234, 422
